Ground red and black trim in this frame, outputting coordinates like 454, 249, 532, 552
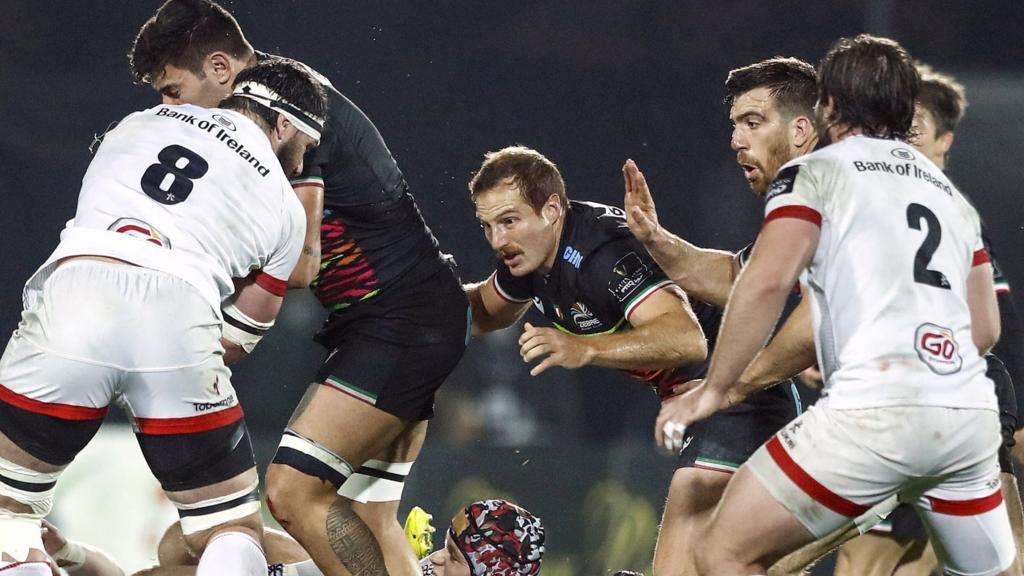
0, 384, 106, 465
135, 404, 243, 435
764, 206, 822, 228
926, 490, 1003, 516
766, 435, 869, 517
136, 416, 255, 492
253, 270, 288, 297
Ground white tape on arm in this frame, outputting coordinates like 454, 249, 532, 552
222, 302, 275, 353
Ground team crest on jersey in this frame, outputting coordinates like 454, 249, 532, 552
914, 322, 962, 375
609, 252, 652, 302
108, 217, 171, 249
765, 165, 800, 201
532, 297, 545, 315
890, 147, 915, 161
570, 302, 602, 330
213, 114, 237, 131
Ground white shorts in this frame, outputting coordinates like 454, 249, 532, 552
0, 260, 241, 463
748, 403, 1015, 575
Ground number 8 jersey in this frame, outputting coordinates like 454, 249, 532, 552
27, 104, 305, 313
764, 135, 994, 411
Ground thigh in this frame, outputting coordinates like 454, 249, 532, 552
341, 420, 428, 504
655, 468, 731, 575
701, 464, 816, 570
834, 531, 919, 576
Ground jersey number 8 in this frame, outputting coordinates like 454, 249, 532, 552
140, 145, 209, 205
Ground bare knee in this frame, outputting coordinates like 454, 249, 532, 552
265, 464, 336, 529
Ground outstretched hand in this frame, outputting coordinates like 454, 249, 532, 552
623, 159, 661, 244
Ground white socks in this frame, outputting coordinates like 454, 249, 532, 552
196, 531, 267, 576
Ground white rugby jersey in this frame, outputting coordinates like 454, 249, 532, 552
26, 104, 304, 313
764, 135, 994, 410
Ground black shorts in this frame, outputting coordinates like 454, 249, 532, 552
676, 379, 805, 472
313, 258, 469, 421
876, 354, 1017, 540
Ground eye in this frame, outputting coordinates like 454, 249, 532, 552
746, 119, 760, 129
501, 217, 517, 226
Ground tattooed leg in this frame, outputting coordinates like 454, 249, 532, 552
327, 498, 389, 576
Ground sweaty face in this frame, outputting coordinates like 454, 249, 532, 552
475, 180, 560, 277
152, 63, 232, 108
421, 524, 473, 576
729, 87, 794, 197
276, 130, 318, 178
910, 106, 948, 169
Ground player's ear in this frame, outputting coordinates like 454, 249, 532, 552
207, 52, 235, 86
541, 194, 562, 225
791, 115, 814, 149
274, 113, 292, 142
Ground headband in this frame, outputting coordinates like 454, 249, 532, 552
232, 81, 324, 141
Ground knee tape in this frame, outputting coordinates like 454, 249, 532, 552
0, 455, 59, 518
338, 459, 412, 503
175, 478, 261, 536
272, 429, 353, 488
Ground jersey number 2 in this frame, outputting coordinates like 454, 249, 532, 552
906, 203, 950, 290
140, 145, 209, 205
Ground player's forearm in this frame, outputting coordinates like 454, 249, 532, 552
288, 184, 324, 289
643, 232, 735, 307
53, 540, 126, 576
583, 316, 708, 371
705, 266, 792, 395
737, 298, 816, 396
465, 282, 523, 336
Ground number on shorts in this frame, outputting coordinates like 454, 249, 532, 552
140, 145, 209, 205
906, 203, 950, 289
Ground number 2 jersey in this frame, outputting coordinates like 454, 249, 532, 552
491, 200, 721, 398
25, 104, 305, 313
764, 135, 994, 411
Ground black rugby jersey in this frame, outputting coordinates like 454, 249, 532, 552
282, 57, 449, 311
493, 200, 721, 398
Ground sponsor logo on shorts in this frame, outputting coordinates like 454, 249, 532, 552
914, 323, 962, 375
193, 395, 235, 412
570, 302, 602, 330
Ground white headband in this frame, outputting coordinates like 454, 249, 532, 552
232, 81, 325, 141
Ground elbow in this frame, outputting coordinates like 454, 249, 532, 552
221, 341, 249, 365
975, 325, 1001, 356
673, 332, 709, 366
287, 261, 318, 289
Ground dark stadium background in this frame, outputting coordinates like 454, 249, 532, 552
1, 2, 1022, 573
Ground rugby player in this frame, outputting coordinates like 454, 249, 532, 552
0, 59, 326, 576
130, 2, 470, 574
656, 34, 1015, 574
832, 62, 1024, 576
623, 57, 818, 575
463, 145, 719, 573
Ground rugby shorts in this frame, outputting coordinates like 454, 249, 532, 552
748, 402, 1014, 574
676, 379, 807, 473
0, 260, 252, 489
313, 258, 469, 421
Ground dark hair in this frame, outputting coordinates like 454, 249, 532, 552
915, 62, 967, 136
724, 57, 817, 119
219, 58, 328, 131
818, 34, 919, 140
129, 0, 252, 84
469, 146, 568, 213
